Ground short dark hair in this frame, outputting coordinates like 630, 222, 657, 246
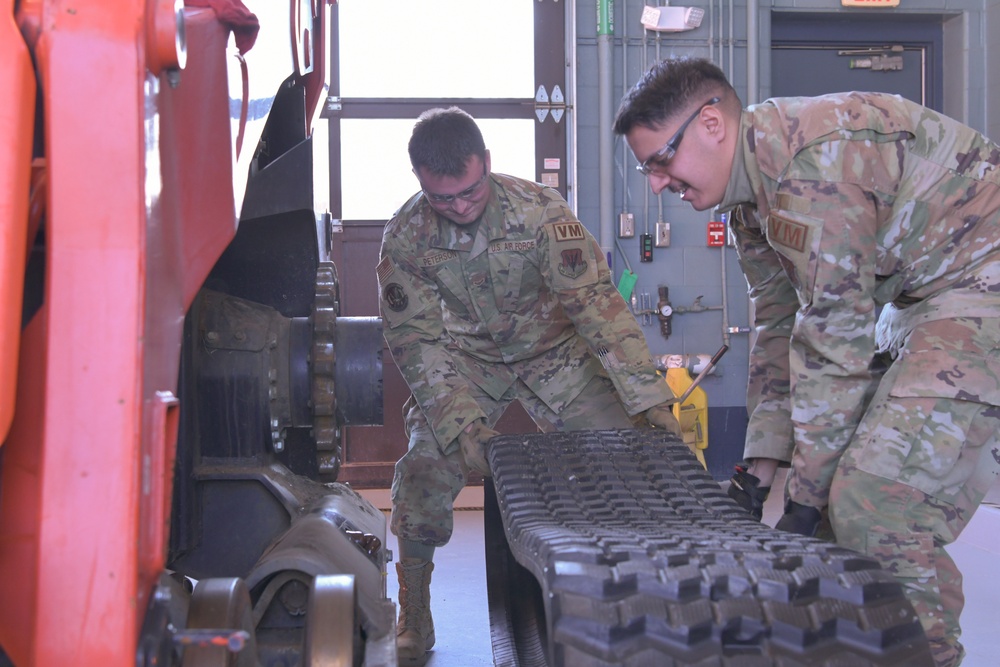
408, 107, 487, 177
613, 58, 737, 135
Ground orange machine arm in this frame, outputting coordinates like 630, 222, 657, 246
0, 1, 193, 664
0, 0, 35, 442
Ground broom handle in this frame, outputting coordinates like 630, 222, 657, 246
675, 344, 729, 405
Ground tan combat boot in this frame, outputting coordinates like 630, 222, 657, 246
396, 558, 435, 660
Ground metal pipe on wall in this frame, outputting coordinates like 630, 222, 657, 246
717, 0, 723, 65
620, 0, 628, 217
641, 9, 650, 243
566, 0, 579, 211
721, 0, 735, 350
654, 9, 664, 231
747, 0, 759, 105
720, 219, 731, 348
728, 0, 735, 78
598, 0, 615, 260
616, 0, 636, 279
708, 0, 715, 62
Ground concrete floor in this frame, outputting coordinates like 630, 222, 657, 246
364, 474, 1000, 667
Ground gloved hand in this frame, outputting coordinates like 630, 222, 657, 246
457, 420, 499, 477
727, 463, 770, 521
775, 499, 823, 537
644, 403, 683, 437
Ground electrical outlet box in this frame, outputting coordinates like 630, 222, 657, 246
619, 212, 635, 238
640, 234, 653, 262
655, 222, 671, 247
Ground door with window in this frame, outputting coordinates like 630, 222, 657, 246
324, 1, 568, 487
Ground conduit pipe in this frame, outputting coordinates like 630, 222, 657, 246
708, 0, 714, 61
654, 16, 664, 230
620, 0, 628, 218
747, 0, 759, 104
717, 0, 723, 65
598, 0, 615, 261
616, 1, 636, 281
566, 0, 579, 210
641, 11, 650, 243
729, 0, 735, 78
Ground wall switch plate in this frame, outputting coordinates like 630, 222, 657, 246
655, 222, 671, 247
619, 212, 635, 238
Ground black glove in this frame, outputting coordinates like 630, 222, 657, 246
457, 420, 499, 477
726, 463, 771, 521
774, 499, 823, 537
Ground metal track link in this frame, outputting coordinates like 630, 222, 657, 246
486, 429, 933, 667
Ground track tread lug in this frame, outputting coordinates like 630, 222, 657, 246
486, 429, 933, 666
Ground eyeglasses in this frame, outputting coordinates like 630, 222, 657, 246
635, 97, 720, 176
424, 166, 490, 204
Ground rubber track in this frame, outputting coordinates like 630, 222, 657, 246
486, 429, 934, 667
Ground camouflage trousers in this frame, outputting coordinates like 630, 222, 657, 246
827, 317, 1000, 667
390, 373, 634, 547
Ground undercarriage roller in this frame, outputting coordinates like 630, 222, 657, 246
243, 491, 397, 667
304, 575, 359, 667
182, 578, 257, 667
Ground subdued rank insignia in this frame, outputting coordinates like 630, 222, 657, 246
558, 248, 588, 279
383, 283, 408, 312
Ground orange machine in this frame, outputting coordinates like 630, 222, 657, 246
0, 1, 391, 665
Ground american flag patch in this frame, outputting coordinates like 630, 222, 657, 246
376, 256, 394, 284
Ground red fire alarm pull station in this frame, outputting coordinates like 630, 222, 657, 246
707, 220, 726, 247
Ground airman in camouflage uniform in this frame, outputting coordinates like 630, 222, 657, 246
379, 107, 679, 660
614, 58, 1000, 666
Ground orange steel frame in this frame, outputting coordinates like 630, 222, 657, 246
0, 1, 331, 664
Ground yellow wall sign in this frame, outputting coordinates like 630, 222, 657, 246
842, 0, 900, 6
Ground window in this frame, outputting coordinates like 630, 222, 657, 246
337, 0, 534, 99
326, 0, 568, 486
328, 0, 565, 220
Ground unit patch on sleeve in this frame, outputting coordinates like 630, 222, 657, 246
558, 248, 588, 279
383, 283, 409, 312
545, 220, 599, 288
552, 222, 586, 242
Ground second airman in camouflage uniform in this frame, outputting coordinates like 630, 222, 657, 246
378, 107, 679, 661
614, 58, 1000, 666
